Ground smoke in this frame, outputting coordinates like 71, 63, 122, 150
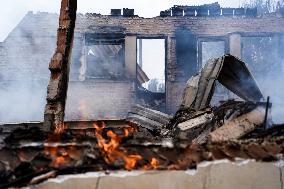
0, 28, 54, 122
78, 45, 87, 81
0, 12, 57, 124
0, 81, 47, 124
0, 0, 61, 42
0, 0, 244, 41
241, 36, 284, 124
257, 75, 284, 124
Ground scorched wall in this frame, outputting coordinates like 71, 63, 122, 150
0, 10, 284, 123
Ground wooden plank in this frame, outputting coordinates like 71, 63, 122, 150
132, 105, 172, 119
209, 106, 265, 142
177, 113, 213, 131
180, 75, 200, 108
126, 113, 164, 131
130, 105, 172, 125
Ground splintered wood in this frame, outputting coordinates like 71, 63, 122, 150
44, 0, 77, 131
209, 106, 265, 142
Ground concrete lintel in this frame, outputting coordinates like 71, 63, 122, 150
35, 161, 282, 189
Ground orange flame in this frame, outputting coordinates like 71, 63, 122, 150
143, 158, 159, 170
94, 122, 143, 170
43, 121, 159, 170
52, 156, 68, 168
44, 147, 69, 168
44, 145, 82, 168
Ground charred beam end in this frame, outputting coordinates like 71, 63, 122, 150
209, 106, 266, 142
43, 0, 77, 131
264, 96, 270, 129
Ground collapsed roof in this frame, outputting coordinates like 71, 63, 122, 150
181, 54, 264, 111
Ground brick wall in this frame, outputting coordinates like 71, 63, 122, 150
0, 43, 7, 80
65, 80, 135, 120
77, 15, 284, 114
3, 36, 56, 81
77, 15, 284, 81
4, 13, 284, 79
0, 12, 58, 81
76, 15, 284, 36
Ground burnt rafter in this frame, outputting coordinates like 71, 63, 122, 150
43, 0, 77, 131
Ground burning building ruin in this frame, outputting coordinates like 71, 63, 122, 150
0, 2, 284, 124
1, 0, 284, 188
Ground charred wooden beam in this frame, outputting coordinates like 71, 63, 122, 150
126, 104, 172, 134
43, 0, 77, 131
209, 106, 266, 142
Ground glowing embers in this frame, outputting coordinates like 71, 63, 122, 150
42, 121, 159, 170
43, 132, 83, 168
44, 145, 82, 168
93, 122, 159, 170
143, 158, 159, 170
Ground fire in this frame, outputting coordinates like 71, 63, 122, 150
142, 158, 159, 170
93, 122, 160, 170
52, 156, 68, 168
43, 121, 159, 170
44, 145, 82, 168
44, 147, 69, 168
93, 122, 143, 170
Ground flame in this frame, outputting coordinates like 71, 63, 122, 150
44, 147, 69, 168
150, 158, 159, 169
143, 158, 159, 170
43, 121, 159, 170
44, 146, 82, 168
52, 156, 68, 168
94, 122, 143, 170
44, 129, 82, 168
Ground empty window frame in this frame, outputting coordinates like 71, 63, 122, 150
85, 44, 125, 79
82, 34, 125, 80
136, 39, 166, 93
136, 38, 166, 112
241, 35, 282, 80
198, 38, 227, 69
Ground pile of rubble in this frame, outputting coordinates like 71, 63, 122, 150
129, 55, 274, 143
1, 122, 284, 188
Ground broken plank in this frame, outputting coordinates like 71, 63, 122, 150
126, 113, 164, 131
131, 105, 172, 120
130, 105, 172, 125
177, 113, 213, 131
209, 106, 265, 142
